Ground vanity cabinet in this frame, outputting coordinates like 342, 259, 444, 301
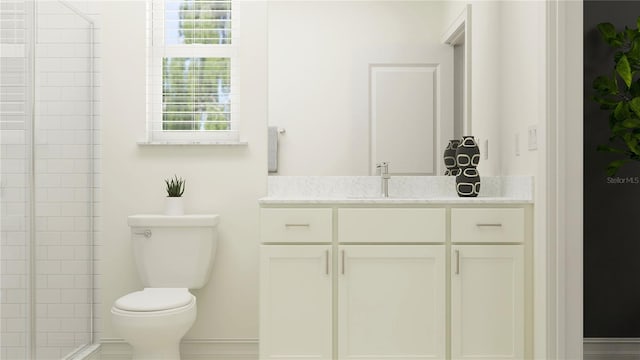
451, 208, 526, 360
336, 208, 446, 359
260, 208, 332, 243
259, 245, 332, 359
259, 208, 333, 360
451, 208, 525, 243
337, 208, 446, 243
451, 245, 524, 360
259, 205, 529, 360
338, 245, 445, 359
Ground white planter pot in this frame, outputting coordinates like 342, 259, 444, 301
165, 197, 184, 216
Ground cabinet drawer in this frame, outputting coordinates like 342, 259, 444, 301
451, 208, 525, 243
260, 208, 332, 243
338, 208, 445, 243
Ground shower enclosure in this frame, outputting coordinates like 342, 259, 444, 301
1, 0, 99, 359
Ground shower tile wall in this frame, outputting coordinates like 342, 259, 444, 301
34, 2, 101, 357
1, 2, 30, 359
1, 1, 101, 359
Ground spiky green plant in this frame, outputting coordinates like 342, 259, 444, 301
165, 175, 185, 197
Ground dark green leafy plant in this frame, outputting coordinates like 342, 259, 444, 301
593, 17, 640, 175
165, 175, 185, 197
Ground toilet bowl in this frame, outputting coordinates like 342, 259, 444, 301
111, 214, 218, 360
111, 288, 196, 360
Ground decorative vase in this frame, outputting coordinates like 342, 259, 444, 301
455, 136, 481, 197
443, 139, 461, 176
455, 167, 481, 197
164, 197, 184, 216
455, 136, 480, 169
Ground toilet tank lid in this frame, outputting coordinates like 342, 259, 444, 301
128, 214, 219, 227
114, 288, 194, 312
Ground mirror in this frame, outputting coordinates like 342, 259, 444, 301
267, 1, 526, 176
443, 5, 471, 141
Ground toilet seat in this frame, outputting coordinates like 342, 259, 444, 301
111, 288, 198, 360
113, 288, 195, 313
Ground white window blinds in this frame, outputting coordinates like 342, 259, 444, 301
163, 0, 232, 45
148, 0, 239, 143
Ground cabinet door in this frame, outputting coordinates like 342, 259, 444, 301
451, 245, 524, 360
338, 245, 445, 359
260, 245, 332, 360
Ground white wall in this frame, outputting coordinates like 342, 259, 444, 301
269, 1, 451, 176
99, 0, 267, 342
499, 1, 546, 176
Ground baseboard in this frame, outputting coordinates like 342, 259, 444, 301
100, 338, 259, 360
64, 343, 101, 360
99, 339, 130, 360
584, 338, 640, 360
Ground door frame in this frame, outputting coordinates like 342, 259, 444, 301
545, 0, 583, 359
442, 4, 472, 136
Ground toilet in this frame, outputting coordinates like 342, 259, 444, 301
111, 214, 219, 360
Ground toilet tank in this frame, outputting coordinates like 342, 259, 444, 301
127, 214, 219, 289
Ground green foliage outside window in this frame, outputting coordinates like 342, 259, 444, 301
178, 0, 231, 45
162, 0, 232, 131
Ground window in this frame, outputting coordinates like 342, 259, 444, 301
148, 0, 238, 143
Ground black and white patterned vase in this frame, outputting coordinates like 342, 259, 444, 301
455, 136, 480, 170
443, 139, 460, 176
456, 167, 481, 197
455, 136, 481, 197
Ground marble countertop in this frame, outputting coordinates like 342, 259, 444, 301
259, 196, 533, 205
260, 176, 534, 205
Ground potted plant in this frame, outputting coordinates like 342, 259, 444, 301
164, 175, 185, 215
592, 18, 640, 175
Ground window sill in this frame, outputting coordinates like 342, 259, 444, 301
137, 140, 248, 146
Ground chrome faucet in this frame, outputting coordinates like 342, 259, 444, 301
376, 162, 390, 198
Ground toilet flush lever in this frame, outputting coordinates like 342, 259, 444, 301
134, 229, 152, 238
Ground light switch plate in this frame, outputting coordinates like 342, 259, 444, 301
484, 139, 489, 160
528, 125, 538, 151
